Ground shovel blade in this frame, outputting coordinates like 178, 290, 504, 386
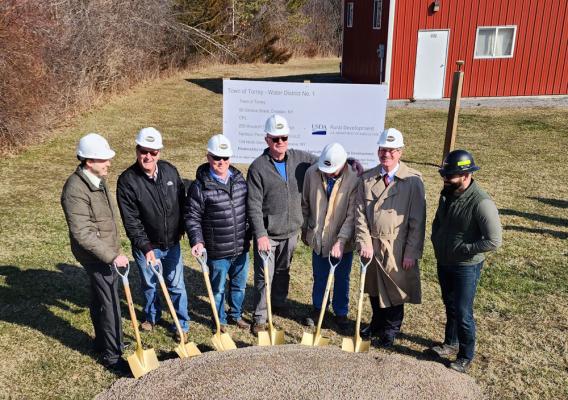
127, 347, 160, 379
341, 337, 370, 353
258, 328, 285, 346
301, 332, 330, 347
174, 341, 201, 358
211, 332, 237, 351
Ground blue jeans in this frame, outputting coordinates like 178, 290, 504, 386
437, 262, 483, 361
312, 251, 353, 316
208, 252, 249, 325
133, 242, 190, 332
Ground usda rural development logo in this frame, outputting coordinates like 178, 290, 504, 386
311, 123, 327, 135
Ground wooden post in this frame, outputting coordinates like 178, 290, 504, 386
442, 60, 465, 162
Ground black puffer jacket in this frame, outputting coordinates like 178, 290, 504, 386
185, 163, 249, 259
117, 160, 185, 253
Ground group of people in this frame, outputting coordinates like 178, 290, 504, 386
61, 114, 502, 377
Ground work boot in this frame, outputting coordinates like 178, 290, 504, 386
228, 318, 250, 330
104, 358, 130, 376
360, 323, 380, 339
303, 308, 320, 327
449, 358, 472, 373
251, 322, 266, 335
377, 335, 395, 348
430, 343, 459, 357
140, 321, 154, 332
334, 315, 350, 332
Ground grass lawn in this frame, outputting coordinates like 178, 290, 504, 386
0, 58, 566, 399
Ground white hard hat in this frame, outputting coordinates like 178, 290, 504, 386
76, 133, 115, 160
135, 127, 163, 150
377, 128, 404, 148
318, 142, 347, 174
264, 114, 290, 137
207, 134, 233, 157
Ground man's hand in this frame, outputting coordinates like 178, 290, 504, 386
402, 257, 416, 270
191, 243, 205, 257
348, 158, 364, 177
145, 250, 157, 266
113, 254, 129, 268
330, 240, 344, 259
257, 236, 271, 252
301, 229, 309, 246
359, 244, 373, 259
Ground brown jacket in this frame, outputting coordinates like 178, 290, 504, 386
302, 164, 359, 257
61, 167, 121, 266
355, 162, 426, 306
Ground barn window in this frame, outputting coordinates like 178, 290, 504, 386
373, 0, 383, 29
474, 26, 517, 59
347, 3, 354, 28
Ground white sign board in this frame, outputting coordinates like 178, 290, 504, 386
223, 80, 388, 168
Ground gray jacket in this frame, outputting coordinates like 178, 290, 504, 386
61, 167, 121, 266
247, 148, 316, 240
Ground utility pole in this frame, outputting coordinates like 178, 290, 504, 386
443, 60, 465, 162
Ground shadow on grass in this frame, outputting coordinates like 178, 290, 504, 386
503, 225, 568, 240
499, 208, 568, 227
0, 264, 99, 359
528, 196, 568, 209
186, 72, 347, 95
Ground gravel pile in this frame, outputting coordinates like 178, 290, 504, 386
97, 345, 483, 400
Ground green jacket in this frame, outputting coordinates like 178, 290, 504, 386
431, 180, 502, 266
61, 167, 121, 265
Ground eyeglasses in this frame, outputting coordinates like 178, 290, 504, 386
269, 136, 288, 143
137, 147, 159, 156
210, 154, 229, 161
379, 148, 400, 154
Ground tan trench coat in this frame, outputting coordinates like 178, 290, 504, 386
355, 162, 426, 307
301, 164, 359, 257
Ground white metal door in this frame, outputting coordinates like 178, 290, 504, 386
413, 30, 449, 99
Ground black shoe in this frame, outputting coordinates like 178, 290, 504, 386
104, 358, 130, 376
360, 324, 380, 339
303, 308, 320, 327
430, 343, 459, 357
377, 335, 395, 348
449, 358, 471, 373
334, 315, 350, 331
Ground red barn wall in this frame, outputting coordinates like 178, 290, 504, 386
342, 0, 568, 98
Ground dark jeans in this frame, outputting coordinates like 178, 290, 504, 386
83, 262, 123, 366
437, 262, 483, 361
312, 251, 352, 316
369, 296, 404, 340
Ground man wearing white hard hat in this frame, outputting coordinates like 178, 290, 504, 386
300, 143, 359, 331
247, 114, 363, 334
185, 134, 250, 332
355, 128, 426, 347
61, 133, 130, 374
117, 127, 190, 337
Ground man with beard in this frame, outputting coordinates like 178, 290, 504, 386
429, 149, 502, 373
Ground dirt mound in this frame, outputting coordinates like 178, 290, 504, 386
97, 345, 483, 400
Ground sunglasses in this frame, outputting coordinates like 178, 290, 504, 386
137, 147, 159, 156
210, 154, 229, 161
269, 136, 288, 143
